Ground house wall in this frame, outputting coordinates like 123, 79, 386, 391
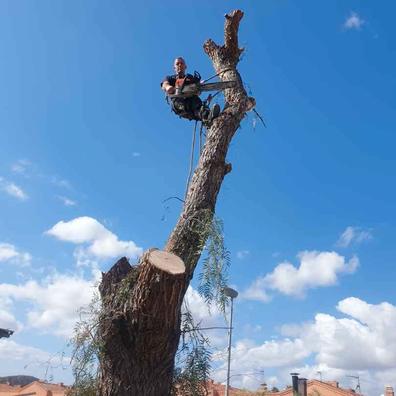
0, 381, 68, 396
18, 382, 68, 395
0, 386, 18, 396
0, 384, 22, 396
17, 382, 46, 395
385, 386, 395, 396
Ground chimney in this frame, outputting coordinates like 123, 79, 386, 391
290, 373, 299, 396
258, 383, 268, 392
326, 381, 339, 388
298, 378, 307, 396
385, 386, 394, 396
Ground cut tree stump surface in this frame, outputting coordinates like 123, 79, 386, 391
148, 250, 185, 275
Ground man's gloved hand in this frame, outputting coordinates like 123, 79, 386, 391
166, 85, 176, 94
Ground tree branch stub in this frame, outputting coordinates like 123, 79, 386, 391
224, 10, 244, 59
204, 9, 245, 68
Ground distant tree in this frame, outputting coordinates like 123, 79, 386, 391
0, 375, 38, 387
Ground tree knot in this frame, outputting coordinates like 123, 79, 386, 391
224, 163, 232, 175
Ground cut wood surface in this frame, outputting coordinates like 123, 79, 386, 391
148, 250, 185, 275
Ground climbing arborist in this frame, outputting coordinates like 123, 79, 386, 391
161, 57, 220, 124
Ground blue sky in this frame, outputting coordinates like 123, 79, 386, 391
0, 1, 396, 394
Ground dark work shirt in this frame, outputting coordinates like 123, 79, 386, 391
161, 73, 200, 89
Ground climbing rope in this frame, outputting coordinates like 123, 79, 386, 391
201, 68, 233, 83
184, 86, 225, 198
185, 119, 208, 198
199, 122, 204, 155
185, 120, 198, 198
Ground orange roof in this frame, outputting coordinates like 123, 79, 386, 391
308, 380, 361, 396
0, 383, 19, 391
18, 381, 68, 394
204, 380, 256, 395
266, 380, 362, 396
36, 381, 68, 391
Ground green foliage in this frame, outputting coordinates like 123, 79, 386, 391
68, 377, 97, 396
198, 213, 231, 315
69, 292, 102, 395
172, 309, 211, 396
113, 268, 139, 306
172, 211, 231, 394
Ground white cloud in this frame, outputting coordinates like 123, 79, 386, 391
0, 243, 31, 266
0, 308, 20, 330
244, 251, 358, 300
132, 152, 141, 157
49, 176, 72, 189
243, 280, 271, 303
242, 323, 263, 335
231, 338, 309, 368
11, 159, 32, 175
236, 250, 250, 260
0, 339, 69, 382
212, 298, 396, 395
308, 297, 395, 367
46, 216, 142, 260
0, 339, 54, 362
0, 273, 98, 338
183, 287, 228, 349
5, 183, 28, 200
0, 243, 19, 261
184, 286, 222, 325
344, 12, 365, 30
10, 160, 73, 193
57, 196, 77, 207
283, 300, 396, 394
335, 297, 396, 367
336, 226, 372, 248
212, 338, 310, 389
0, 177, 28, 200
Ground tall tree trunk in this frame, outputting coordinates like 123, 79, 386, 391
98, 10, 255, 396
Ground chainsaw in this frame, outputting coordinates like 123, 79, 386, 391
167, 80, 237, 99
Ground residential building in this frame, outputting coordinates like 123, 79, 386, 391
205, 380, 256, 395
0, 381, 68, 396
181, 379, 396, 396
0, 383, 21, 396
266, 379, 361, 396
386, 386, 395, 396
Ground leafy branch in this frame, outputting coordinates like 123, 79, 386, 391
197, 213, 231, 315
68, 292, 102, 396
172, 308, 211, 396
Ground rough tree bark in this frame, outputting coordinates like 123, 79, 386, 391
98, 10, 255, 396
